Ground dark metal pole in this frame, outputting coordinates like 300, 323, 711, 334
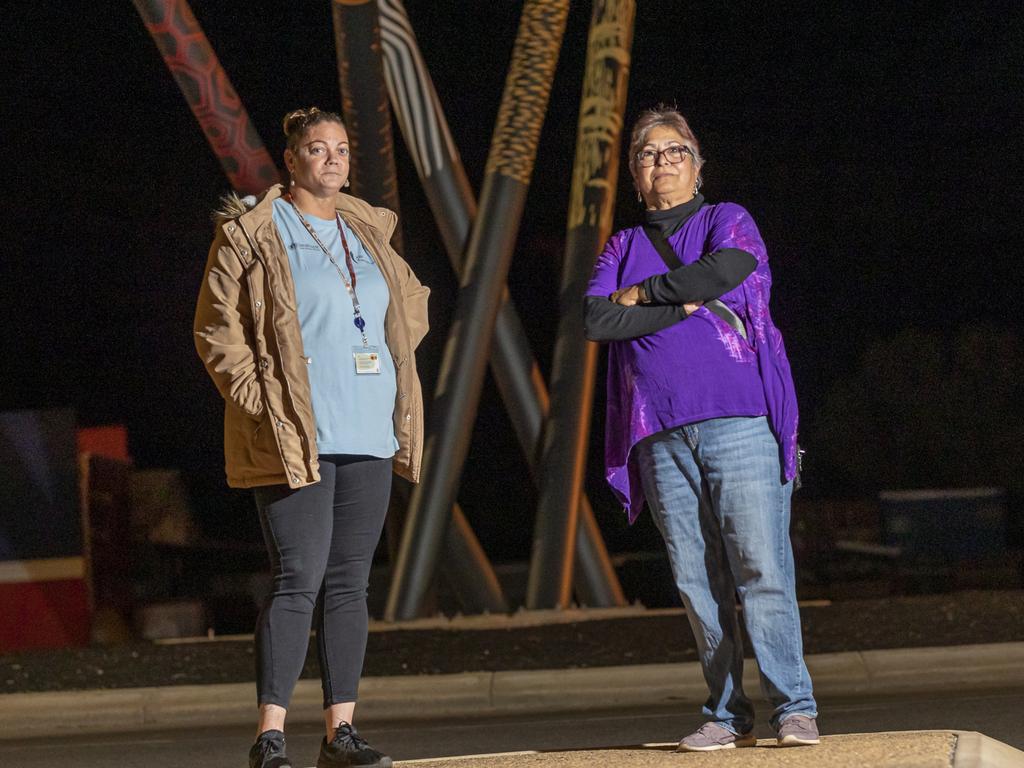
384, 0, 571, 622
130, 0, 280, 194
378, 0, 625, 608
573, 500, 624, 606
527, 0, 636, 608
332, 0, 505, 613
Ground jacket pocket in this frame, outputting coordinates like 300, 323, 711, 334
243, 409, 281, 471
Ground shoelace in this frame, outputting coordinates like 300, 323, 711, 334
781, 716, 813, 732
691, 722, 735, 742
331, 722, 369, 751
255, 734, 286, 761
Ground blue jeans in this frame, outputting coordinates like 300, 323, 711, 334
635, 416, 816, 733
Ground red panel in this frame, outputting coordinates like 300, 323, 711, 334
0, 580, 91, 652
77, 425, 130, 462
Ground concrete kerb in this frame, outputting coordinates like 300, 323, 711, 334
953, 730, 1024, 768
1, 642, 1022, 740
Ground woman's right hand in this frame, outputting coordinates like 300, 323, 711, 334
683, 301, 703, 316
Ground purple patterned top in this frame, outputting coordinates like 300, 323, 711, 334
586, 202, 798, 521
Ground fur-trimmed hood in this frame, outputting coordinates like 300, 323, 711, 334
212, 190, 261, 224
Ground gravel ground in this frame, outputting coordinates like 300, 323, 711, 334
2, 590, 1022, 694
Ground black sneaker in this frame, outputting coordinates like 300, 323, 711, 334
249, 729, 293, 768
317, 721, 392, 768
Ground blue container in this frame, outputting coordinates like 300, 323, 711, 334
0, 409, 81, 561
879, 487, 1007, 562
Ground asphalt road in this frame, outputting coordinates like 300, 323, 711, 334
3, 688, 1022, 767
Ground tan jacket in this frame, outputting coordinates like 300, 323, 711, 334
194, 184, 429, 488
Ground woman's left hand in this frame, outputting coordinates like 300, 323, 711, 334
610, 284, 641, 306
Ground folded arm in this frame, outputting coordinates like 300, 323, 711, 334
642, 247, 755, 304
584, 296, 688, 342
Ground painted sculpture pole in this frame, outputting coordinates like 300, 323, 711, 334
331, 0, 505, 613
385, 0, 571, 621
528, 1, 636, 608
330, 0, 404, 252
378, 0, 624, 608
377, 0, 473, 259
331, 0, 403, 558
130, 0, 280, 194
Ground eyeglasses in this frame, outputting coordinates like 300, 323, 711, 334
635, 145, 694, 168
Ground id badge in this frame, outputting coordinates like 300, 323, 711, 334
352, 346, 381, 375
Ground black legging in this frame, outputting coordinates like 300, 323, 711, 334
253, 454, 392, 709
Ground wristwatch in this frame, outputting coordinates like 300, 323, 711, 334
637, 283, 651, 304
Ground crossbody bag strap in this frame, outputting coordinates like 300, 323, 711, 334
642, 224, 748, 341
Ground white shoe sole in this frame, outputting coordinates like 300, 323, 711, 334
677, 736, 757, 752
777, 734, 820, 746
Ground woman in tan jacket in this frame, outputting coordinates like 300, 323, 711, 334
195, 107, 428, 768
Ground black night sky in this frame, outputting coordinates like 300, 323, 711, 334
4, 1, 1023, 556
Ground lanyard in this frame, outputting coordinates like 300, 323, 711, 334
287, 198, 370, 348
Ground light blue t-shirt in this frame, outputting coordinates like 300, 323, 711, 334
272, 198, 398, 457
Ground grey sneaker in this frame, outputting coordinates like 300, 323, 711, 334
777, 714, 820, 746
677, 722, 757, 752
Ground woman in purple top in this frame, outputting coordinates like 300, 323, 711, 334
585, 107, 819, 751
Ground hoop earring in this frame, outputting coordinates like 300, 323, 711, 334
344, 179, 350, 188
636, 190, 642, 203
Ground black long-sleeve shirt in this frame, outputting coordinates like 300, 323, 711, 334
583, 300, 687, 341
584, 196, 757, 342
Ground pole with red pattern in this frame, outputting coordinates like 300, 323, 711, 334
131, 0, 280, 194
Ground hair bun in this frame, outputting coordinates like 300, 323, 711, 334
281, 107, 345, 151
282, 107, 323, 138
